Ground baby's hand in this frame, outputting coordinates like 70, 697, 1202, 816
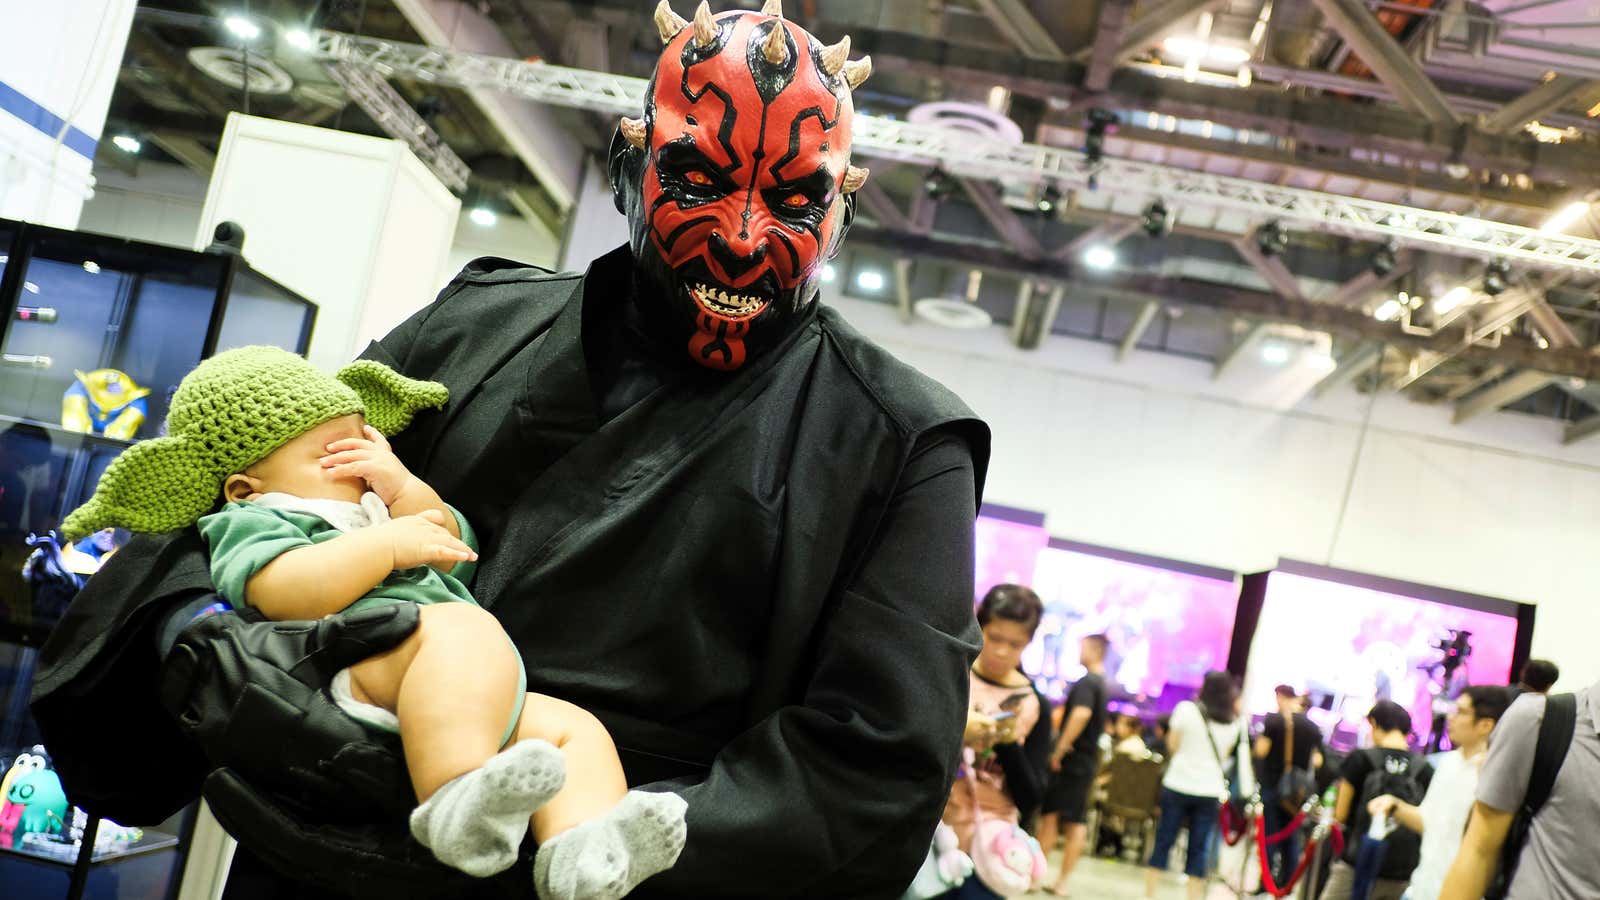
378, 510, 478, 571
322, 425, 416, 505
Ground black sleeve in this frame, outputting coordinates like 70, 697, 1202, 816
1066, 678, 1090, 712
1263, 713, 1284, 742
1340, 748, 1373, 793
639, 431, 981, 898
996, 693, 1051, 821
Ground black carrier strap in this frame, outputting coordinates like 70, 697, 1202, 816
1488, 692, 1577, 900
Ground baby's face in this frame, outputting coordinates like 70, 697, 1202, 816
236, 414, 368, 503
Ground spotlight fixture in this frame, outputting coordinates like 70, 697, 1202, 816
856, 269, 886, 292
1483, 258, 1510, 296
469, 207, 498, 227
1255, 220, 1289, 257
1083, 108, 1118, 165
1373, 298, 1404, 322
1036, 184, 1061, 216
922, 166, 956, 201
224, 15, 262, 41
111, 134, 141, 154
1370, 240, 1399, 276
1082, 245, 1117, 270
1433, 285, 1472, 315
1141, 200, 1171, 237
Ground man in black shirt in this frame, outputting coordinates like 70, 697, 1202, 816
1321, 701, 1432, 900
1254, 685, 1325, 888
1039, 634, 1110, 897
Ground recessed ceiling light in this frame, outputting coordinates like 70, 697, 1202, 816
224, 16, 262, 41
468, 207, 497, 227
111, 134, 141, 154
1260, 342, 1291, 365
855, 269, 885, 292
1082, 245, 1117, 270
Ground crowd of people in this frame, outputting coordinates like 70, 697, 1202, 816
924, 584, 1596, 900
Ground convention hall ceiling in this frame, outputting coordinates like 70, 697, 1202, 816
107, 1, 1600, 435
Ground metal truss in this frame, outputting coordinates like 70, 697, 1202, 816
324, 59, 471, 192
312, 29, 1600, 274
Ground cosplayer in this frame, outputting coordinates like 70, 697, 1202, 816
60, 347, 684, 899
32, 2, 991, 897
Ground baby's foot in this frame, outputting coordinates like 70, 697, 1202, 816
411, 739, 566, 877
533, 791, 687, 900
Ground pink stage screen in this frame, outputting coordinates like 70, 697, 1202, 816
1244, 570, 1520, 750
1019, 544, 1239, 705
974, 513, 1050, 600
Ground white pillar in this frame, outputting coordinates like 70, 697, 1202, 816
196, 114, 461, 370
0, 0, 137, 228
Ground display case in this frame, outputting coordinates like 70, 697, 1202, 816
0, 216, 317, 643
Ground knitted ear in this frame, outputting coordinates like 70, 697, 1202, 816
61, 435, 223, 540
335, 360, 449, 437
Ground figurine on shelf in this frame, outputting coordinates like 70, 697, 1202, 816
62, 368, 151, 440
22, 532, 88, 617
0, 749, 68, 849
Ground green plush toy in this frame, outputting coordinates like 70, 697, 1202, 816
61, 346, 449, 540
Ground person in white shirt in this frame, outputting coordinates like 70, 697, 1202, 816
1144, 671, 1255, 900
1367, 685, 1511, 900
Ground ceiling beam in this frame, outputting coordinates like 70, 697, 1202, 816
1439, 364, 1506, 402
847, 224, 1600, 380
1055, 220, 1139, 261
1479, 74, 1594, 135
1319, 256, 1413, 308
1313, 342, 1384, 397
1232, 238, 1307, 303
1078, 0, 1229, 67
1118, 300, 1161, 361
1453, 370, 1555, 423
972, 0, 1067, 61
957, 178, 1044, 257
146, 132, 216, 174
1081, 0, 1136, 93
1562, 412, 1600, 444
855, 179, 915, 232
1306, 0, 1458, 126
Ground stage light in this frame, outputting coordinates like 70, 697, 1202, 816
1370, 240, 1399, 276
1082, 245, 1117, 270
1373, 298, 1403, 322
1483, 258, 1510, 296
224, 15, 262, 41
855, 269, 885, 292
1084, 108, 1117, 165
820, 263, 836, 283
1433, 285, 1472, 315
285, 28, 313, 51
1141, 200, 1170, 237
1260, 341, 1290, 365
468, 207, 498, 227
922, 167, 956, 200
111, 134, 141, 154
1255, 220, 1288, 257
1540, 200, 1589, 234
1036, 184, 1061, 215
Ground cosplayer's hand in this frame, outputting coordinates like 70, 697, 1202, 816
375, 511, 477, 570
321, 425, 416, 505
160, 602, 420, 817
201, 767, 471, 898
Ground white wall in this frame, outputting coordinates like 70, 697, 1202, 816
78, 159, 560, 292
824, 292, 1600, 692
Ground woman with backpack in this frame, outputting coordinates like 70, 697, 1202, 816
1320, 700, 1433, 900
1144, 671, 1255, 900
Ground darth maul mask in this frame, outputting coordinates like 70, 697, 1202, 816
609, 0, 872, 371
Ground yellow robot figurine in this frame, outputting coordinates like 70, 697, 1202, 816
62, 369, 150, 440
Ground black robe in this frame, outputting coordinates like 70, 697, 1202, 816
31, 246, 991, 898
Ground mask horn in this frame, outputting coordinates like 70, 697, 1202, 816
654, 1, 688, 43
761, 17, 788, 64
693, 1, 717, 48
842, 55, 872, 90
620, 117, 647, 150
820, 35, 849, 77
842, 166, 869, 194
761, 0, 783, 14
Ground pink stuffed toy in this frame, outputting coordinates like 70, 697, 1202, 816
969, 819, 1047, 896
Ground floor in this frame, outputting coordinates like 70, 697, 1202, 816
1018, 852, 1254, 900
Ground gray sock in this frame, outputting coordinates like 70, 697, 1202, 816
410, 739, 566, 877
533, 791, 687, 900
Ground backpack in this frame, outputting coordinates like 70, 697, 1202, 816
1485, 692, 1577, 900
1352, 748, 1427, 874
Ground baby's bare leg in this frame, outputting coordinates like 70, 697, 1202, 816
348, 602, 519, 800
513, 693, 628, 841
517, 695, 686, 900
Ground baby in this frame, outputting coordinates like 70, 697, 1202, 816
63, 346, 685, 899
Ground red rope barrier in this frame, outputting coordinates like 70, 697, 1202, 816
1252, 815, 1345, 898
1219, 802, 1249, 846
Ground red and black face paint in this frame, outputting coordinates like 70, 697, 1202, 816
611, 1, 871, 371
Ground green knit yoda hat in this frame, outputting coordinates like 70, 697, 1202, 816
61, 346, 448, 539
